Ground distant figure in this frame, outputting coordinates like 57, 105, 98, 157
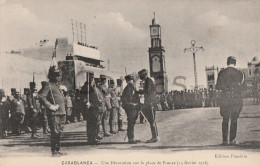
38, 66, 67, 157
10, 92, 25, 136
216, 56, 244, 145
0, 89, 10, 138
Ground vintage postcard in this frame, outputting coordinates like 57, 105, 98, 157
0, 0, 259, 166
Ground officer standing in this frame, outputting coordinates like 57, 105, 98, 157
109, 80, 119, 134
10, 92, 25, 135
81, 73, 105, 144
0, 89, 10, 138
136, 69, 159, 143
121, 74, 141, 144
39, 81, 50, 134
216, 56, 244, 145
115, 79, 125, 131
38, 66, 67, 156
27, 82, 41, 138
21, 88, 32, 133
99, 75, 112, 137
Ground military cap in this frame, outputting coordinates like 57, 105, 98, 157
48, 66, 61, 79
117, 79, 122, 84
125, 74, 134, 81
138, 69, 148, 76
94, 78, 101, 83
11, 88, 16, 95
109, 79, 115, 85
30, 82, 36, 90
0, 89, 5, 97
24, 88, 30, 93
41, 81, 48, 87
227, 56, 236, 65
100, 74, 107, 80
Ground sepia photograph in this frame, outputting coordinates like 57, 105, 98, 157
0, 0, 259, 166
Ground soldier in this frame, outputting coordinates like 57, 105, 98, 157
115, 79, 125, 131
38, 66, 67, 156
121, 74, 141, 144
216, 56, 244, 145
81, 73, 105, 144
136, 69, 159, 143
98, 75, 112, 137
40, 81, 50, 134
65, 91, 72, 124
21, 88, 32, 133
109, 80, 119, 134
10, 91, 25, 135
27, 82, 41, 138
0, 89, 10, 138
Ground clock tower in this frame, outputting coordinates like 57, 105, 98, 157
149, 13, 168, 94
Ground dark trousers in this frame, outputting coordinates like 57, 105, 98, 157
117, 107, 124, 130
11, 113, 24, 135
31, 111, 40, 135
142, 104, 158, 138
222, 114, 238, 142
221, 106, 240, 142
86, 107, 102, 143
41, 108, 48, 133
47, 114, 66, 153
102, 109, 110, 133
125, 108, 139, 141
109, 107, 117, 132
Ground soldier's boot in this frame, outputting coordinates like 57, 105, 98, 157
118, 120, 125, 131
43, 120, 49, 134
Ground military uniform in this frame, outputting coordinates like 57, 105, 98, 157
21, 88, 32, 133
108, 80, 119, 134
0, 89, 10, 138
98, 75, 112, 136
216, 56, 244, 144
81, 74, 105, 144
10, 92, 25, 135
115, 79, 124, 131
121, 75, 140, 143
38, 67, 67, 156
40, 81, 49, 134
137, 69, 159, 143
27, 89, 41, 138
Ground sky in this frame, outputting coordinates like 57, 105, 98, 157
0, 0, 260, 90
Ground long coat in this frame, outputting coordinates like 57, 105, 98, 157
216, 67, 244, 116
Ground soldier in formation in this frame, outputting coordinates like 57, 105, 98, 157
27, 82, 41, 138
0, 89, 9, 138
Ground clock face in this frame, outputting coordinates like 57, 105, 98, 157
151, 27, 159, 36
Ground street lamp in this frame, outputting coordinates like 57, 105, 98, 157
184, 40, 204, 90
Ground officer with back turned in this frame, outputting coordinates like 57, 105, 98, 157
216, 56, 244, 145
